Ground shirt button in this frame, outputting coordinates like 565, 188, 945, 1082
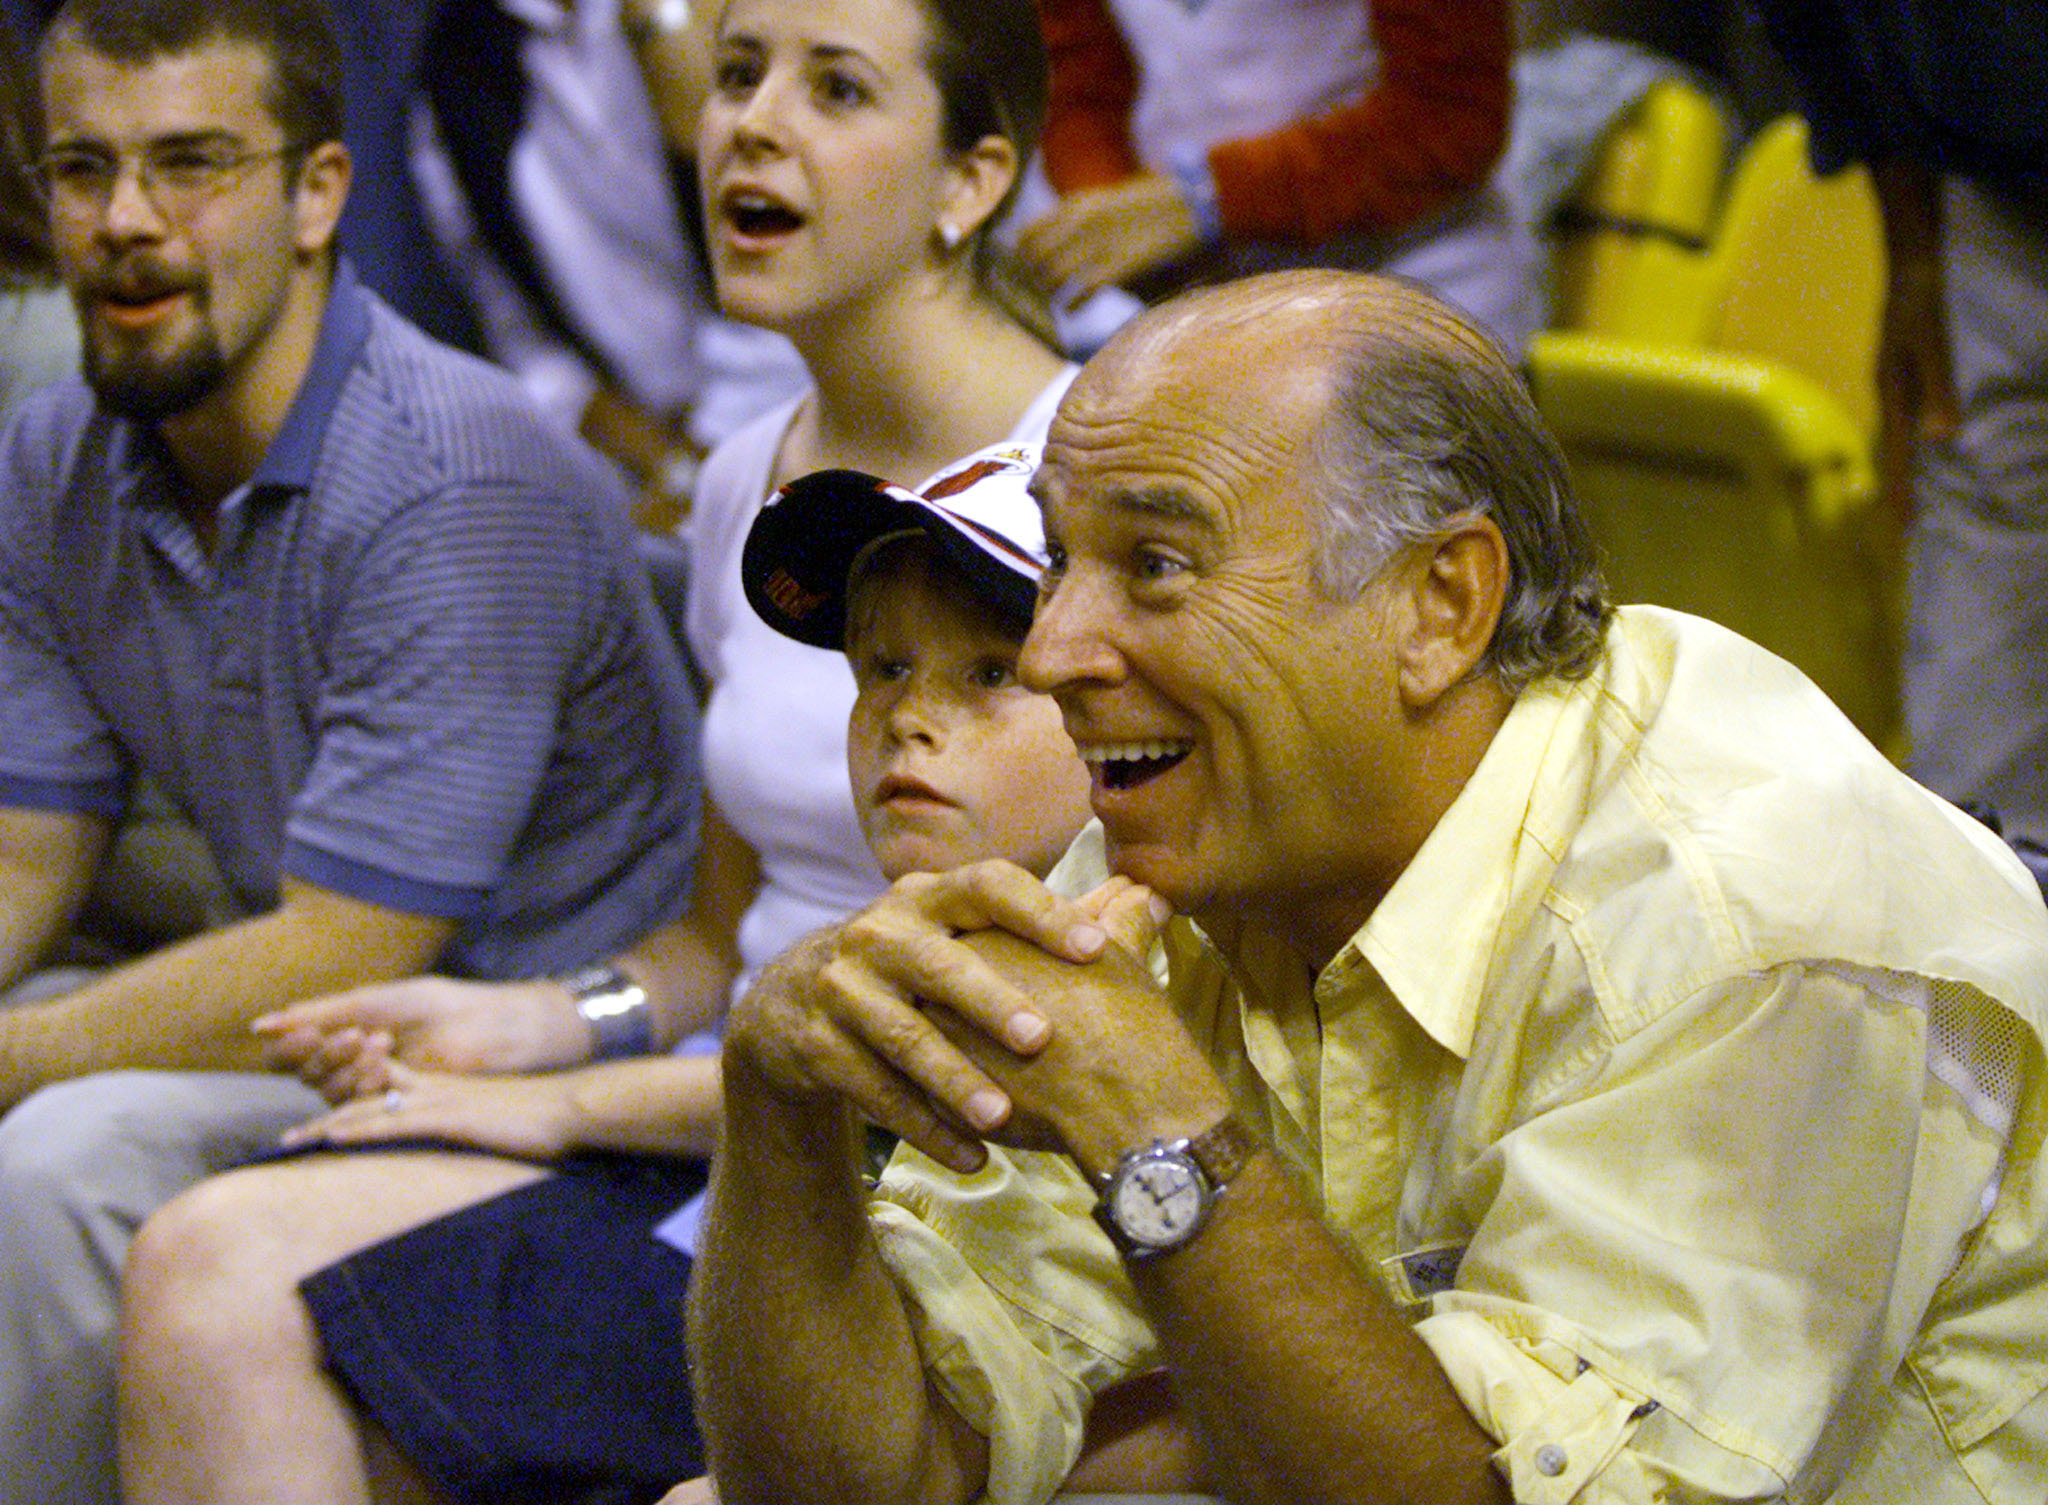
1534, 1443, 1568, 1477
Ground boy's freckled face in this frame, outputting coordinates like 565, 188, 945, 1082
845, 550, 1094, 882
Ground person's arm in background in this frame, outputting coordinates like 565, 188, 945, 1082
0, 873, 452, 1110
276, 1051, 725, 1162
1035, 0, 1143, 195
1868, 153, 1959, 526
1205, 0, 1511, 240
604, 0, 729, 530
259, 799, 755, 1089
0, 804, 107, 991
1019, 0, 1512, 298
578, 382, 704, 532
409, 5, 710, 532
1020, 0, 1186, 298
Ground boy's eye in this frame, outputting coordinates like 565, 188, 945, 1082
969, 656, 1016, 690
712, 54, 761, 94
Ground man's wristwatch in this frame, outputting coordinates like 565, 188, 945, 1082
558, 962, 653, 1060
1093, 1113, 1258, 1260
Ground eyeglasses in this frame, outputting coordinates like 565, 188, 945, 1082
31, 137, 299, 224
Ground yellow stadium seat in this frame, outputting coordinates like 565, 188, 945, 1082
1527, 115, 1899, 746
1548, 77, 1727, 341
1703, 117, 1886, 435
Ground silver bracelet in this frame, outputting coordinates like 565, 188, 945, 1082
558, 962, 654, 1060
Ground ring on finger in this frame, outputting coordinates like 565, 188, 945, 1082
382, 1088, 406, 1114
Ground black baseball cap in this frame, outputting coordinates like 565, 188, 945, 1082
742, 440, 1047, 650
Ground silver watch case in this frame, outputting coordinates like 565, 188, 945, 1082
1094, 1139, 1216, 1259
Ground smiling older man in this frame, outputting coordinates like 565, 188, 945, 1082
689, 270, 2048, 1505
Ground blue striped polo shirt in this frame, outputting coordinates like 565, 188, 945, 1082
0, 264, 699, 979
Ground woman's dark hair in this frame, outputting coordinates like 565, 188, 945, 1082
919, 0, 1045, 213
0, 30, 52, 284
914, 0, 1055, 344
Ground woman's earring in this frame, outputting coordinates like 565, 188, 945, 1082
937, 221, 963, 251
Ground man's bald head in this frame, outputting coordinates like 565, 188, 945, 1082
1085, 270, 1609, 691
1103, 266, 1499, 368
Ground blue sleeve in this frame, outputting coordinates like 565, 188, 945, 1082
0, 396, 130, 819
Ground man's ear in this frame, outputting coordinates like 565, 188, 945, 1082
290, 140, 351, 260
939, 132, 1019, 246
1393, 516, 1509, 709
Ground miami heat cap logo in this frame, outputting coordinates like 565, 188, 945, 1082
741, 443, 1047, 649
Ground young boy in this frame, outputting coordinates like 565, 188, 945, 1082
117, 442, 1097, 1504
744, 440, 1093, 889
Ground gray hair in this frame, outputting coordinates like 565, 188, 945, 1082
1308, 313, 1611, 692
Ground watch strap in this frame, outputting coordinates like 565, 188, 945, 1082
1183, 1111, 1258, 1191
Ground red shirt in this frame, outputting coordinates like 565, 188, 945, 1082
1036, 0, 1512, 243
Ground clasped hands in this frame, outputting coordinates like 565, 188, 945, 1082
254, 974, 592, 1100
252, 975, 599, 1159
725, 861, 1231, 1179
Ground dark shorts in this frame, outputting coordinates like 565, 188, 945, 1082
299, 1152, 709, 1505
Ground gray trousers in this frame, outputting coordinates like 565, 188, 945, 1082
1904, 176, 2048, 846
0, 1071, 324, 1505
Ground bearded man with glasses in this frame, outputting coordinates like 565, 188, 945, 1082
32, 132, 310, 423
0, 1, 702, 1500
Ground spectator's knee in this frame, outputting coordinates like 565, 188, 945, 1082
123, 1173, 303, 1366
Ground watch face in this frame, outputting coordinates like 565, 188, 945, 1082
1109, 1152, 1206, 1250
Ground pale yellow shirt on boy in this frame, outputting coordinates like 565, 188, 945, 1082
869, 606, 2048, 1505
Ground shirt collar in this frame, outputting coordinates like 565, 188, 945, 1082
249, 258, 372, 496
1344, 660, 1610, 1060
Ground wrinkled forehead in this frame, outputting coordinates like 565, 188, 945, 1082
1035, 319, 1336, 524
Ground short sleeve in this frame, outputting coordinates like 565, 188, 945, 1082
0, 397, 128, 816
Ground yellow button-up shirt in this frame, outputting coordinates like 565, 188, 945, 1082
869, 606, 2048, 1505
